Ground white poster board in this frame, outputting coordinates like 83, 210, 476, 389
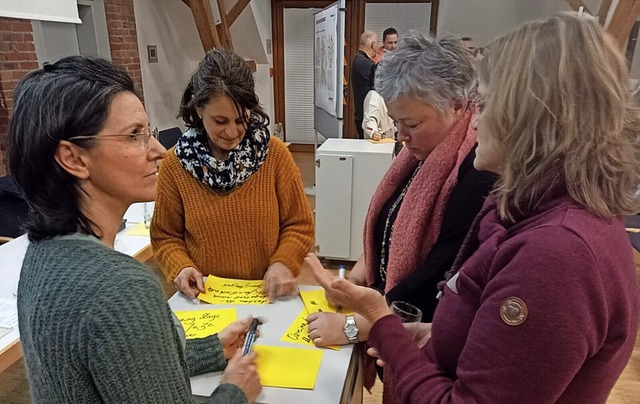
313, 0, 345, 140
314, 5, 338, 115
0, 0, 81, 23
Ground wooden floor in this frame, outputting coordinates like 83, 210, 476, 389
0, 149, 638, 403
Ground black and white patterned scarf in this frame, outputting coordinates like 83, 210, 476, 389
175, 117, 270, 191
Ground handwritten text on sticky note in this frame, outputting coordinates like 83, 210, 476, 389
198, 276, 269, 305
282, 308, 339, 350
174, 308, 237, 339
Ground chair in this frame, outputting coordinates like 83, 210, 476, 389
158, 127, 183, 149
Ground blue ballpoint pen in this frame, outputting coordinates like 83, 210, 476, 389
242, 318, 261, 356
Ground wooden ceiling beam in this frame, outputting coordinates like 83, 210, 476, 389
607, 0, 640, 46
188, 0, 221, 52
599, 0, 614, 23
227, 0, 251, 26
215, 0, 234, 50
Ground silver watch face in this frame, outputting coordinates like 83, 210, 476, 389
344, 317, 358, 339
345, 326, 358, 339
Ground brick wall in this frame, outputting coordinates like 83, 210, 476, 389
104, 0, 144, 102
0, 18, 38, 176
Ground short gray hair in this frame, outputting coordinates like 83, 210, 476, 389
375, 30, 476, 113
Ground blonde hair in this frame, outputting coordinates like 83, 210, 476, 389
478, 12, 640, 222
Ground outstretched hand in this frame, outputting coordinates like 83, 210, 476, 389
304, 253, 392, 323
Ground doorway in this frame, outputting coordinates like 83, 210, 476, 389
272, 0, 438, 141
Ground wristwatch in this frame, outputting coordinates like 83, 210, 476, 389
343, 315, 359, 344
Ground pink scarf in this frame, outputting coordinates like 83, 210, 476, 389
364, 109, 477, 292
362, 109, 477, 401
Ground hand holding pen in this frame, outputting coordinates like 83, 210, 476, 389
218, 316, 259, 359
242, 318, 262, 356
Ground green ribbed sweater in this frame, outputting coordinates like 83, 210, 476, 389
17, 234, 247, 403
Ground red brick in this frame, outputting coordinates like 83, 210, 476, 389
12, 70, 27, 80
19, 62, 38, 70
0, 62, 19, 70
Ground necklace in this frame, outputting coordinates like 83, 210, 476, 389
379, 161, 423, 281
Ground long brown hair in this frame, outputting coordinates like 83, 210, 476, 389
478, 12, 640, 221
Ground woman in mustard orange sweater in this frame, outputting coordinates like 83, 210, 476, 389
151, 49, 314, 302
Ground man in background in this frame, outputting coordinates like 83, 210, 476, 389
374, 27, 398, 62
351, 30, 378, 138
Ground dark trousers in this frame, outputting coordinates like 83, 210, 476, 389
355, 119, 364, 139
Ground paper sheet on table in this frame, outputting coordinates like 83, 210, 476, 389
124, 222, 150, 236
253, 345, 324, 389
282, 308, 339, 350
299, 289, 353, 315
367, 138, 396, 144
198, 276, 269, 305
0, 298, 18, 329
174, 308, 237, 339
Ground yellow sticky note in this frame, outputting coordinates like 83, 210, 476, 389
174, 309, 237, 339
282, 308, 339, 350
198, 276, 269, 305
282, 308, 315, 346
253, 345, 324, 389
300, 289, 353, 315
125, 222, 150, 236
367, 138, 396, 144
300, 289, 339, 314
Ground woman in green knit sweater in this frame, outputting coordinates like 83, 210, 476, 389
8, 56, 261, 403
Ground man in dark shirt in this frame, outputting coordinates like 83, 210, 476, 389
351, 30, 378, 139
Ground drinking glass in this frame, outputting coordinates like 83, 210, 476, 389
390, 301, 422, 323
143, 202, 153, 229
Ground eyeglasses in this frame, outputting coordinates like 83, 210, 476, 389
68, 126, 159, 153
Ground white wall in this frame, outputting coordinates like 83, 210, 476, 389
437, 0, 571, 46
133, 0, 203, 132
134, 0, 274, 133
229, 0, 274, 126
32, 20, 80, 64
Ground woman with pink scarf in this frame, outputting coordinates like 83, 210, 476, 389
306, 31, 496, 401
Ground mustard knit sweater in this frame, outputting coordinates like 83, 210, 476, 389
151, 138, 314, 282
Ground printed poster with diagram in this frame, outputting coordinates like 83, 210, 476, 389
314, 3, 339, 115
198, 275, 269, 305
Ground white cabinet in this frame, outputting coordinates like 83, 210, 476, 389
315, 139, 395, 261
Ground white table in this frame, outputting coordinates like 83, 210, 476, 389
0, 203, 153, 373
169, 286, 363, 404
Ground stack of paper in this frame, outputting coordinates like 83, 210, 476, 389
0, 298, 18, 339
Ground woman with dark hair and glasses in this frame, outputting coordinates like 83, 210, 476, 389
10, 55, 261, 403
150, 48, 314, 302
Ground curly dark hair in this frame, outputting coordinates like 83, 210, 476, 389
178, 48, 269, 131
